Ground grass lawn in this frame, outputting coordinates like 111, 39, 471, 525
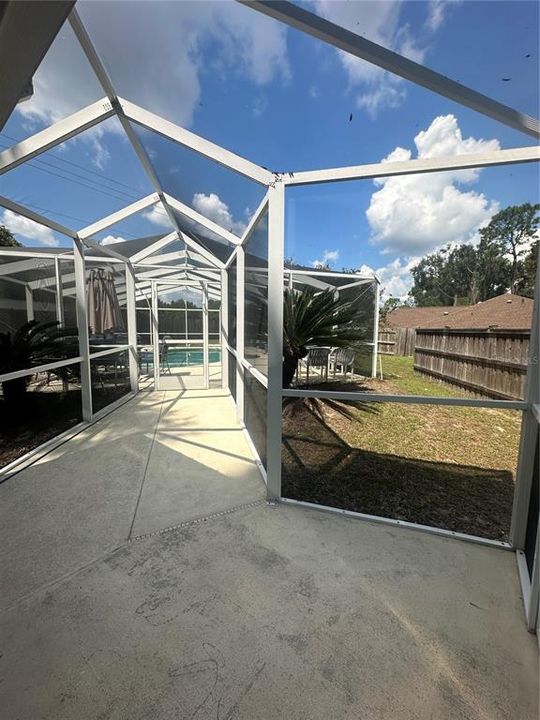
282, 355, 521, 540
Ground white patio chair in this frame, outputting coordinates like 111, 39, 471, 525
329, 348, 355, 379
302, 347, 331, 384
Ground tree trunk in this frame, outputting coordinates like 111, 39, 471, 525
282, 354, 299, 388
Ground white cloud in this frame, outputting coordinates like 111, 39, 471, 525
361, 257, 421, 302
359, 114, 501, 302
192, 193, 246, 235
312, 249, 339, 268
0, 209, 58, 246
12, 4, 289, 171
425, 1, 461, 32
101, 235, 126, 246
18, 3, 289, 144
356, 83, 405, 117
366, 115, 500, 255
252, 96, 268, 118
144, 205, 172, 229
312, 0, 453, 117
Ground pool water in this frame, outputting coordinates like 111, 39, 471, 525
166, 349, 221, 367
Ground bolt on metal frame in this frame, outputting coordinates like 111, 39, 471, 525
0, 0, 537, 628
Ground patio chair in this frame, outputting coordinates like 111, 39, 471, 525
329, 348, 355, 379
302, 347, 330, 384
160, 337, 171, 373
138, 348, 154, 374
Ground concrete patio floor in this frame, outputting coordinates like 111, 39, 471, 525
0, 388, 538, 719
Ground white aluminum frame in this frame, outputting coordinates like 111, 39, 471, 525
150, 277, 219, 391
0, 0, 537, 634
164, 194, 242, 246
118, 97, 274, 186
281, 146, 540, 187
78, 193, 160, 239
0, 97, 115, 174
266, 182, 285, 499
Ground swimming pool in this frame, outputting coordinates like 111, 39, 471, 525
166, 348, 221, 367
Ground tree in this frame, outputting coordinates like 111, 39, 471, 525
0, 321, 78, 408
282, 286, 367, 388
0, 224, 21, 247
379, 297, 404, 326
475, 235, 513, 302
409, 244, 481, 306
409, 204, 538, 306
520, 239, 539, 298
479, 203, 539, 292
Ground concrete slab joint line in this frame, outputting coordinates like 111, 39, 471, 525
130, 499, 267, 542
127, 390, 166, 540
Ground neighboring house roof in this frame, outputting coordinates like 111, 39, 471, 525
417, 293, 534, 330
386, 305, 463, 329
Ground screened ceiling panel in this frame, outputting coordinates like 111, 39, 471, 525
87, 234, 177, 261
1, 19, 105, 141
0, 117, 154, 234
131, 123, 266, 235
171, 207, 234, 263
87, 204, 173, 245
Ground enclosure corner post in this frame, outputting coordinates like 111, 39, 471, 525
266, 181, 285, 501
510, 254, 540, 553
73, 236, 92, 421
221, 268, 229, 390
202, 282, 210, 389
371, 279, 380, 379
125, 263, 139, 393
150, 280, 159, 390
236, 245, 245, 424
54, 257, 65, 327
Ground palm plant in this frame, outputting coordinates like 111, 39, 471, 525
283, 286, 368, 388
0, 320, 78, 405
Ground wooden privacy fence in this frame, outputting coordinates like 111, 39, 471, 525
378, 327, 416, 356
414, 328, 531, 400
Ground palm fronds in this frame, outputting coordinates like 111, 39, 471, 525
282, 287, 368, 387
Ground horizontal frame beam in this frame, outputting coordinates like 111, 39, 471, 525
0, 257, 54, 277
118, 97, 274, 186
283, 146, 540, 187
0, 97, 115, 174
283, 388, 527, 410
138, 250, 187, 265
0, 355, 83, 383
82, 237, 130, 263
241, 1, 540, 140
280, 498, 512, 549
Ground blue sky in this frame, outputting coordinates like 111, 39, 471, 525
0, 0, 538, 300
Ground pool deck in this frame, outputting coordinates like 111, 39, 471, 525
0, 387, 537, 719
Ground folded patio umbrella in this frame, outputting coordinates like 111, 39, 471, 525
86, 268, 125, 334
